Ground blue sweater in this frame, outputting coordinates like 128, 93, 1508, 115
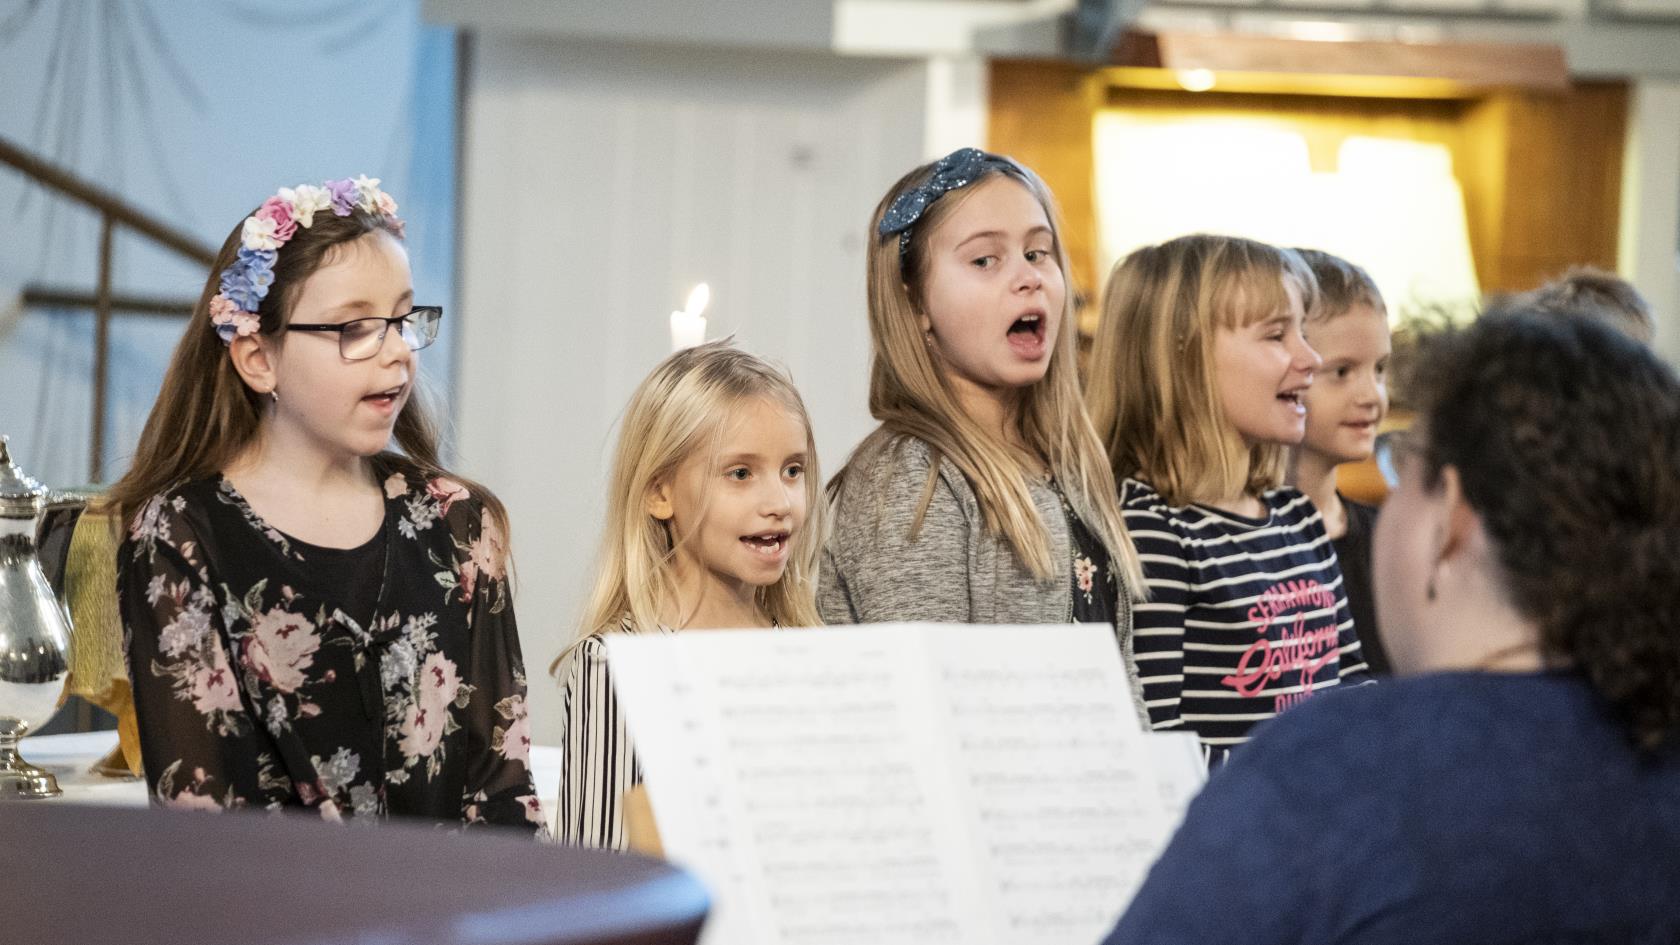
1106, 671, 1680, 944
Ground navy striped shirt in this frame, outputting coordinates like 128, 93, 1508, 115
1121, 478, 1370, 766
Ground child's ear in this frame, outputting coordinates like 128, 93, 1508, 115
229, 334, 279, 398
902, 282, 933, 335
645, 479, 675, 521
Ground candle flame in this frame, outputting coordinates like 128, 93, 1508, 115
684, 283, 710, 318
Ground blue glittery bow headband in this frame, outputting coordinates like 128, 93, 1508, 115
877, 148, 1019, 265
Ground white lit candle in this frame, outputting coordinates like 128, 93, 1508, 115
669, 282, 710, 351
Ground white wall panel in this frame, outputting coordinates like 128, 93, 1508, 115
1620, 79, 1680, 365
456, 34, 930, 742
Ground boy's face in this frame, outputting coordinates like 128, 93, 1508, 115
1301, 303, 1391, 465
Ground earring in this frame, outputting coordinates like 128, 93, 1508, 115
270, 388, 279, 404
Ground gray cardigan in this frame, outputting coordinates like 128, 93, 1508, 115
819, 434, 1135, 639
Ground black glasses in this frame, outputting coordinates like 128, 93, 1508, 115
286, 306, 442, 361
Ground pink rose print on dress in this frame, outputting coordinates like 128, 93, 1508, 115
189, 643, 243, 716
471, 510, 508, 582
1075, 557, 1096, 594
491, 694, 531, 765
156, 761, 224, 812
457, 508, 508, 604
241, 607, 321, 694
397, 652, 462, 761
520, 795, 545, 825
427, 476, 468, 517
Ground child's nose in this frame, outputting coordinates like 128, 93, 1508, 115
378, 323, 415, 363
761, 481, 793, 516
1356, 372, 1385, 405
1294, 334, 1323, 373
1012, 256, 1043, 292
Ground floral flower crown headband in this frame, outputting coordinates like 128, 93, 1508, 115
209, 175, 400, 344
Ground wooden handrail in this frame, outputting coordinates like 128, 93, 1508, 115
0, 135, 216, 266
0, 134, 218, 481
21, 287, 195, 318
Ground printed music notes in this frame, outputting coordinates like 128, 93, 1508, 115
606, 623, 1205, 945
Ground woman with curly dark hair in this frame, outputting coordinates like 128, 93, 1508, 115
1104, 305, 1680, 944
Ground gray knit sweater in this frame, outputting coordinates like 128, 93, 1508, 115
819, 434, 1135, 642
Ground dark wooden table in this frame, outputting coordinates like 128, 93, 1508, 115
4, 803, 708, 945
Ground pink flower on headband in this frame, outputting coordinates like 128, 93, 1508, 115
209, 295, 261, 342
255, 197, 297, 243
376, 191, 398, 216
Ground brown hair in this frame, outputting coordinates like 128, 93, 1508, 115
1409, 305, 1680, 750
831, 154, 1143, 595
1513, 266, 1655, 345
1088, 234, 1316, 507
1294, 248, 1386, 324
106, 205, 508, 540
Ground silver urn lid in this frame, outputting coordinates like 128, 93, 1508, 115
0, 437, 47, 521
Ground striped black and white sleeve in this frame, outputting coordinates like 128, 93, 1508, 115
1121, 485, 1192, 733
555, 634, 639, 849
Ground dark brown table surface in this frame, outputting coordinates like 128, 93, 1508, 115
4, 803, 708, 945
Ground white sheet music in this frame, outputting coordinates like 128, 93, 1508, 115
606, 623, 1205, 945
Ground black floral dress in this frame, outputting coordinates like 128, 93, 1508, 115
119, 456, 543, 831
1053, 480, 1119, 630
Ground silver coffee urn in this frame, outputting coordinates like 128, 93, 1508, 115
0, 437, 71, 798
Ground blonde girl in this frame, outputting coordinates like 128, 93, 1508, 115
554, 340, 823, 848
112, 177, 541, 828
1088, 234, 1370, 766
820, 148, 1144, 695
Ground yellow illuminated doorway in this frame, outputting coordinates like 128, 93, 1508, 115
1093, 115, 1480, 321
987, 60, 1627, 332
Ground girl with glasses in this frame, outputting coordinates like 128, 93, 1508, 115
108, 178, 543, 830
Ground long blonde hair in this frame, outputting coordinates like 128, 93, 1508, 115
559, 341, 824, 664
1087, 234, 1316, 507
832, 154, 1143, 596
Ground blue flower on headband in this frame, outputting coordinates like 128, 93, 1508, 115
877, 148, 1017, 261
219, 278, 265, 312
236, 247, 277, 284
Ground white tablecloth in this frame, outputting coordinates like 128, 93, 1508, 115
19, 731, 564, 818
